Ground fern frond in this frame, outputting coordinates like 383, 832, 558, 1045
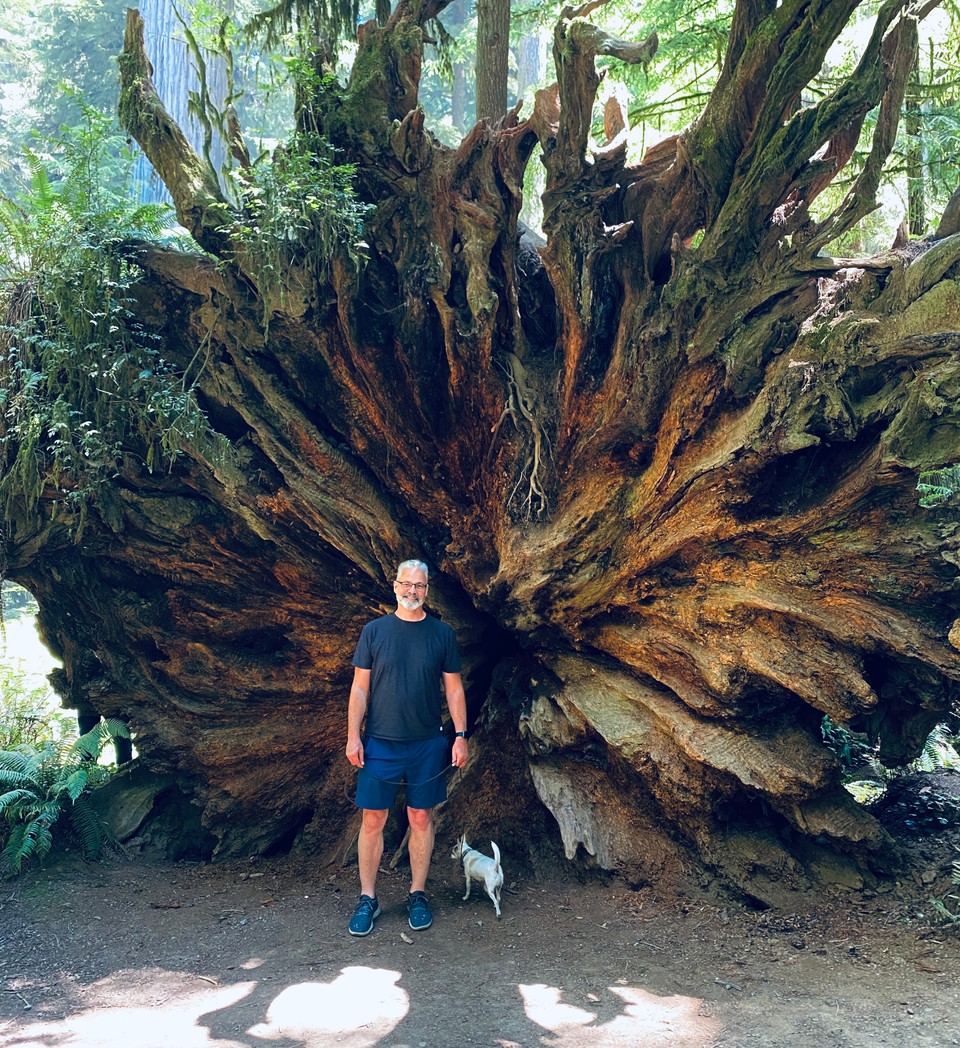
918, 463, 960, 508
61, 768, 91, 803
69, 796, 104, 860
915, 723, 960, 771
68, 724, 108, 763
101, 718, 131, 741
0, 788, 38, 815
1, 824, 29, 876
0, 751, 38, 775
1, 810, 54, 876
22, 150, 57, 214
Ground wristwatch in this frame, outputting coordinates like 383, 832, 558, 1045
454, 730, 468, 739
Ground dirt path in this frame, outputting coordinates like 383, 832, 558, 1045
2, 848, 959, 1048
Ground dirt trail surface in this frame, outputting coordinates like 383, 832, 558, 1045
2, 844, 960, 1048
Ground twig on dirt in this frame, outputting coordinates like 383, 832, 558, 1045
3, 988, 32, 1010
714, 977, 742, 992
633, 939, 664, 950
196, 975, 219, 986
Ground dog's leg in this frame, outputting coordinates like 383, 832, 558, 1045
487, 885, 501, 917
463, 869, 472, 902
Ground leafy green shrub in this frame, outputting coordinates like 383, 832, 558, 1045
228, 128, 371, 320
917, 463, 960, 508
821, 716, 876, 775
0, 580, 38, 621
896, 784, 960, 832
930, 853, 960, 927
0, 663, 72, 751
0, 106, 231, 530
911, 723, 960, 772
0, 719, 129, 876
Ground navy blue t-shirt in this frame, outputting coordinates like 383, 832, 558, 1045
352, 612, 462, 741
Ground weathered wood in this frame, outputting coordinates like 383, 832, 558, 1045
4, 0, 959, 902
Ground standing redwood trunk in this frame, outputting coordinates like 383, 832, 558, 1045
3, 0, 960, 905
476, 0, 511, 121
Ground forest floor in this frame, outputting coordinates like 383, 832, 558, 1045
3, 791, 960, 1048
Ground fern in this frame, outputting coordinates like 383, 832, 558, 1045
917, 463, 960, 508
912, 723, 960, 772
930, 853, 960, 927
0, 108, 235, 527
70, 795, 108, 860
0, 720, 129, 877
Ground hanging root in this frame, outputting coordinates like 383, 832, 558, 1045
498, 351, 550, 518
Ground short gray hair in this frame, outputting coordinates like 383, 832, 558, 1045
396, 559, 429, 580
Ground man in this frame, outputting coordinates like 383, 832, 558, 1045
345, 559, 468, 936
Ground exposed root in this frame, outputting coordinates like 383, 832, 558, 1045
498, 351, 551, 518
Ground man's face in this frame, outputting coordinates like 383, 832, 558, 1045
394, 568, 428, 612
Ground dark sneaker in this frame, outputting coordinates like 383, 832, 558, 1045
348, 895, 380, 936
407, 891, 433, 931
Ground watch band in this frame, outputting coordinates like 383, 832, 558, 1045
454, 730, 467, 738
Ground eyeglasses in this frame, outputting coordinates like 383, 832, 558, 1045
395, 581, 428, 591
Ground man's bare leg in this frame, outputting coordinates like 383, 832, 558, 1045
407, 806, 434, 893
358, 808, 388, 897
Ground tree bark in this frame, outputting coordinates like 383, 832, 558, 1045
4, 0, 960, 904
476, 0, 511, 122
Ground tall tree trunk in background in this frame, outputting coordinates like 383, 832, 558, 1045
447, 0, 471, 138
4, 0, 960, 907
515, 28, 544, 107
132, 0, 229, 205
906, 52, 926, 237
476, 0, 510, 121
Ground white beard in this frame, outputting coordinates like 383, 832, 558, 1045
398, 596, 422, 611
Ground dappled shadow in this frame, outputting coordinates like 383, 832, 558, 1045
5, 850, 958, 1048
2, 966, 718, 1048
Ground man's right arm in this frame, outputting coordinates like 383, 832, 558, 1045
346, 667, 371, 767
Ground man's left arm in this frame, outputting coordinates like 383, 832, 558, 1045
444, 671, 468, 768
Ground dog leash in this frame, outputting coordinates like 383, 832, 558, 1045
343, 762, 462, 801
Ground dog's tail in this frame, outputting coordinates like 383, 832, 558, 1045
491, 841, 501, 872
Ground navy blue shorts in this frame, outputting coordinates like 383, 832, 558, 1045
355, 734, 450, 811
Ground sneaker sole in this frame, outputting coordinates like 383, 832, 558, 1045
408, 915, 432, 931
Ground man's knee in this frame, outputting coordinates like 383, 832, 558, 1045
361, 809, 389, 832
407, 807, 433, 833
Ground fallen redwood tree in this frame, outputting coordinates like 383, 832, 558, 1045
3, 0, 960, 903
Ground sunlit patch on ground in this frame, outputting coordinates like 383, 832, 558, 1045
2, 980, 256, 1048
517, 982, 721, 1046
247, 966, 407, 1045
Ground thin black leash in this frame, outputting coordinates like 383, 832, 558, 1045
343, 762, 462, 801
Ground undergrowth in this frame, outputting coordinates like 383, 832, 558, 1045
227, 124, 371, 323
930, 853, 960, 927
0, 105, 231, 534
917, 463, 960, 508
823, 715, 960, 828
0, 663, 73, 752
0, 718, 130, 876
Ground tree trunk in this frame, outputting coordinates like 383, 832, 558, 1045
476, 0, 510, 122
515, 28, 544, 106
131, 0, 230, 205
905, 52, 926, 237
4, 0, 960, 905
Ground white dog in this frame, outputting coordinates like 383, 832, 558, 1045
451, 834, 503, 918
